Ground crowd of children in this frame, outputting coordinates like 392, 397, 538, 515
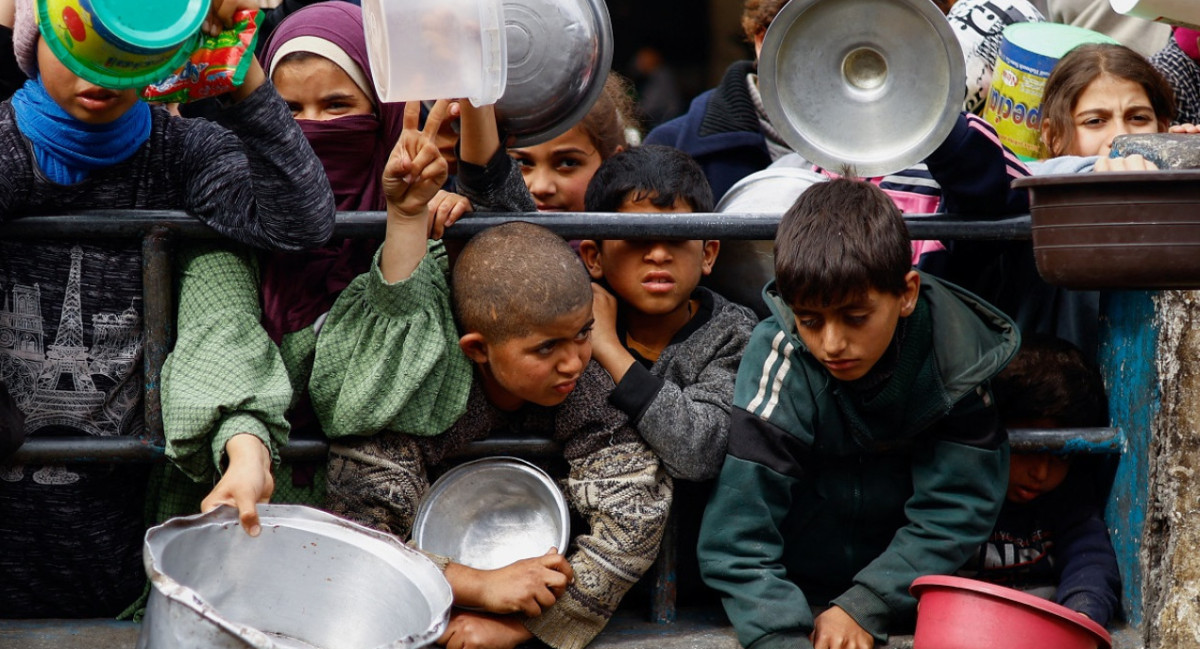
9, 0, 1200, 646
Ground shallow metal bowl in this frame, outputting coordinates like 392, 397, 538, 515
495, 0, 613, 146
412, 457, 569, 570
759, 0, 965, 177
138, 505, 451, 649
706, 164, 829, 317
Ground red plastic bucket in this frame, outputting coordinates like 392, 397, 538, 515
910, 575, 1112, 649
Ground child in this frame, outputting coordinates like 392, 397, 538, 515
958, 335, 1121, 627
579, 145, 757, 482
309, 101, 672, 649
698, 178, 1017, 649
1037, 42, 1182, 170
507, 74, 635, 213
0, 0, 334, 618
160, 2, 510, 538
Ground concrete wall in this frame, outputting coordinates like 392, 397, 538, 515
1144, 290, 1200, 647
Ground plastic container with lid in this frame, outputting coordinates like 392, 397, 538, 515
982, 22, 1118, 160
37, 0, 206, 89
1110, 0, 1200, 30
361, 0, 507, 105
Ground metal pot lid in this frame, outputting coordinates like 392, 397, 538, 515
495, 0, 613, 146
758, 0, 966, 177
412, 457, 570, 570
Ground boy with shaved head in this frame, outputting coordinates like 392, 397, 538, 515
308, 102, 672, 649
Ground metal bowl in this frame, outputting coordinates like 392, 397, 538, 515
758, 0, 965, 177
138, 504, 452, 649
412, 457, 570, 570
494, 0, 613, 146
706, 164, 829, 317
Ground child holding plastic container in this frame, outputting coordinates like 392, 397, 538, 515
313, 100, 671, 649
960, 43, 1188, 361
0, 0, 334, 619
958, 335, 1121, 627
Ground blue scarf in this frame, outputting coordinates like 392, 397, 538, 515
11, 76, 151, 185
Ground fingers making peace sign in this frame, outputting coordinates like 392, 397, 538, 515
384, 99, 452, 223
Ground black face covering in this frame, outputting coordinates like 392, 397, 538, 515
298, 114, 388, 211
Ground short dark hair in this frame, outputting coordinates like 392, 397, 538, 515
584, 145, 713, 213
1041, 43, 1175, 157
774, 177, 910, 307
992, 334, 1108, 428
451, 222, 593, 342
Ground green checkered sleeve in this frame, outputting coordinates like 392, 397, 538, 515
309, 240, 471, 439
161, 243, 293, 483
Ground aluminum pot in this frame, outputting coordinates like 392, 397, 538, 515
138, 504, 452, 649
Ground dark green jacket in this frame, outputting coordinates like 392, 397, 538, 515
698, 273, 1018, 649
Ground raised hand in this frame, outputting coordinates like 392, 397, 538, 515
384, 99, 452, 221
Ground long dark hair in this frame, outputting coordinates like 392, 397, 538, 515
1040, 43, 1175, 158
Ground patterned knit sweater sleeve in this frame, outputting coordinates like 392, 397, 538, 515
308, 240, 473, 438
525, 363, 674, 649
171, 81, 336, 251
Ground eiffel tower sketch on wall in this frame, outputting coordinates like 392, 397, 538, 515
0, 246, 141, 436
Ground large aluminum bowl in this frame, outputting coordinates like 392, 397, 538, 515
412, 457, 570, 570
495, 0, 612, 146
758, 0, 965, 177
138, 505, 452, 649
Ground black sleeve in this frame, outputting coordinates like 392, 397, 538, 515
0, 381, 26, 461
0, 27, 26, 103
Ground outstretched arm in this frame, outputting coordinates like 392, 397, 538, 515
454, 100, 536, 213
380, 99, 452, 282
161, 243, 292, 535
924, 113, 1030, 218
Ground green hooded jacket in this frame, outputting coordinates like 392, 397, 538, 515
698, 273, 1019, 649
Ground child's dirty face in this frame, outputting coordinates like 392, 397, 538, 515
1007, 453, 1070, 503
509, 126, 603, 213
1067, 73, 1162, 157
477, 303, 594, 408
581, 195, 718, 319
273, 56, 374, 121
790, 274, 919, 382
36, 39, 141, 125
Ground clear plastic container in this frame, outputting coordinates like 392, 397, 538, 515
362, 0, 507, 105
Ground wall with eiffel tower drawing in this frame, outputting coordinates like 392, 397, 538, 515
0, 241, 144, 438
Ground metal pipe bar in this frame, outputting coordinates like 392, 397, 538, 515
1007, 427, 1123, 454
12, 428, 1122, 464
10, 437, 165, 464
141, 227, 174, 447
0, 211, 1033, 241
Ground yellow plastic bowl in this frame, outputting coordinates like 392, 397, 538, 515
37, 0, 206, 89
